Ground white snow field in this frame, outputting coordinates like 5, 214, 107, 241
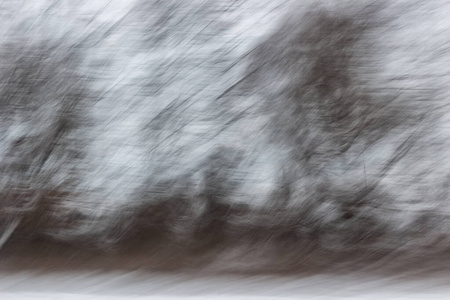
1, 271, 450, 299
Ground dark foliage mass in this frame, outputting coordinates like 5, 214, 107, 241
0, 0, 449, 273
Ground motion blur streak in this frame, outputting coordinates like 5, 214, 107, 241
1, 0, 450, 298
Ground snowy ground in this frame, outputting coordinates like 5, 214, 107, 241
1, 270, 450, 299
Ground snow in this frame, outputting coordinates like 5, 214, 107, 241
1, 271, 450, 299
